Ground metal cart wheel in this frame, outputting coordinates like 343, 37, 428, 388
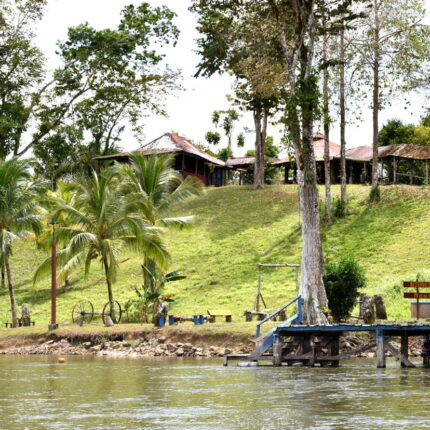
72, 301, 94, 324
102, 301, 122, 324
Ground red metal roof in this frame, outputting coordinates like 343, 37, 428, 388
226, 156, 256, 167
345, 146, 373, 161
93, 133, 226, 166
313, 138, 340, 161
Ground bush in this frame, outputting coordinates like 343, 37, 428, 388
369, 185, 381, 204
333, 197, 347, 218
324, 256, 366, 322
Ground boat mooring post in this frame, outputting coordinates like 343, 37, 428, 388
48, 218, 59, 331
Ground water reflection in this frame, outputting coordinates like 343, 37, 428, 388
0, 356, 429, 429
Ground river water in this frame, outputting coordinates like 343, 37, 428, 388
0, 356, 429, 429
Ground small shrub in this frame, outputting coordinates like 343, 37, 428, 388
333, 197, 347, 218
369, 185, 381, 204
324, 256, 366, 322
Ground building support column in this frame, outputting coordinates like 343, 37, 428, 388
393, 157, 397, 184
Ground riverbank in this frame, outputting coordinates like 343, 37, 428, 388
0, 323, 425, 358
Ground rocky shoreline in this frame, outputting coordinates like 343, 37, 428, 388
0, 332, 425, 359
1, 335, 252, 358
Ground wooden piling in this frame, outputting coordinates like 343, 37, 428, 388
273, 334, 283, 366
376, 329, 386, 368
330, 335, 340, 367
400, 334, 409, 368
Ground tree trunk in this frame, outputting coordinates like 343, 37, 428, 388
253, 108, 265, 189
1, 264, 5, 289
339, 24, 347, 214
371, 0, 380, 189
5, 258, 18, 327
102, 255, 115, 321
274, 0, 328, 325
322, 31, 332, 222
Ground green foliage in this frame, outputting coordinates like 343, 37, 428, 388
324, 256, 366, 322
237, 133, 245, 148
369, 185, 381, 204
1, 1, 179, 163
378, 119, 416, 146
205, 131, 221, 146
333, 197, 347, 218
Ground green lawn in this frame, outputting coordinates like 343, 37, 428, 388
1, 183, 429, 326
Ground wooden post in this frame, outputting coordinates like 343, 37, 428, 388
330, 335, 340, 367
423, 335, 430, 369
393, 157, 397, 184
273, 334, 282, 366
255, 265, 262, 312
400, 334, 408, 368
301, 335, 314, 367
376, 328, 386, 368
426, 160, 429, 185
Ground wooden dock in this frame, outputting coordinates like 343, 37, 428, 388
225, 323, 430, 368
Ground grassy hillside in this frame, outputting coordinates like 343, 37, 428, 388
1, 184, 430, 326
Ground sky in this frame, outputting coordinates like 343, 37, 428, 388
35, 0, 430, 156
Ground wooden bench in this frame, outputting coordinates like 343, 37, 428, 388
4, 320, 35, 328
207, 310, 232, 323
244, 309, 287, 322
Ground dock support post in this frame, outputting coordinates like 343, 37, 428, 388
400, 334, 409, 368
330, 335, 340, 367
273, 334, 282, 366
301, 335, 314, 367
423, 335, 430, 368
376, 328, 386, 368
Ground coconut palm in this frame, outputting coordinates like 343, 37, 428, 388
121, 153, 203, 296
34, 166, 168, 321
0, 159, 43, 327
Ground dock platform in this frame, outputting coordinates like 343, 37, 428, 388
225, 323, 430, 368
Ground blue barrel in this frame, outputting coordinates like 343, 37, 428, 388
158, 316, 165, 327
168, 315, 175, 326
199, 315, 205, 325
193, 315, 199, 325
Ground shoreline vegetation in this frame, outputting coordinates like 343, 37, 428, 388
3, 184, 430, 326
0, 323, 425, 359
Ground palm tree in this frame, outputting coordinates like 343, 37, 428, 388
121, 153, 203, 296
0, 159, 43, 327
34, 167, 168, 321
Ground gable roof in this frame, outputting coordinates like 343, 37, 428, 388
345, 146, 373, 161
226, 156, 256, 167
94, 133, 226, 166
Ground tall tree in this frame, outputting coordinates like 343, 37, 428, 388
0, 158, 42, 327
352, 0, 429, 195
1, 2, 179, 160
193, 4, 282, 189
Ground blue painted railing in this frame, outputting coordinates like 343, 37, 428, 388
251, 296, 303, 358
256, 295, 302, 338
